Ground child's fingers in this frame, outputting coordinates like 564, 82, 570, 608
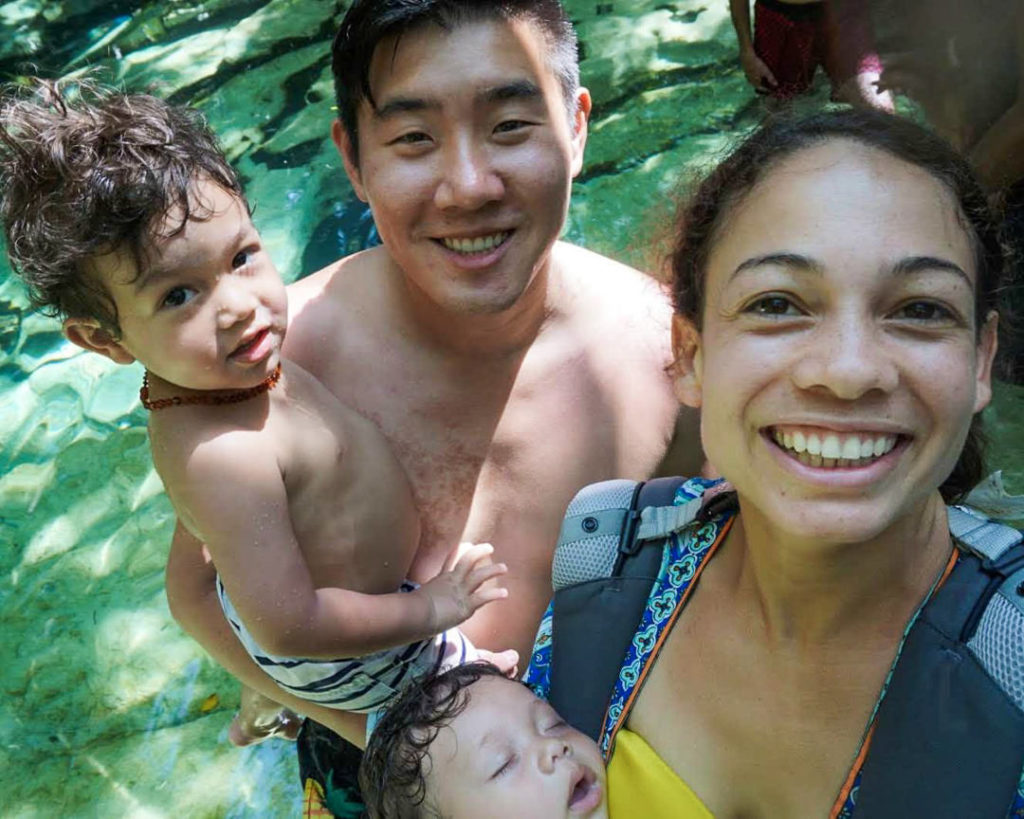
464, 561, 508, 591
468, 585, 509, 610
448, 542, 495, 575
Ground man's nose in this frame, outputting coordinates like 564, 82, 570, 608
791, 314, 899, 399
434, 138, 504, 210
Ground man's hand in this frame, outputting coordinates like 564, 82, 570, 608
740, 47, 777, 92
421, 542, 509, 632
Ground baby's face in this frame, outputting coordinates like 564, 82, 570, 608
86, 178, 286, 393
426, 677, 607, 818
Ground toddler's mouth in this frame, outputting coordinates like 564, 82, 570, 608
568, 766, 602, 813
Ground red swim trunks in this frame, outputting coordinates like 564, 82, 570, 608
753, 0, 882, 99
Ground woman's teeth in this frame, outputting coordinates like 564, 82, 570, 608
771, 429, 898, 468
441, 232, 509, 254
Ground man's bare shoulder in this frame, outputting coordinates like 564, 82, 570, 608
283, 248, 388, 371
551, 241, 673, 342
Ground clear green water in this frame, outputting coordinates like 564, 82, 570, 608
0, 1, 1020, 815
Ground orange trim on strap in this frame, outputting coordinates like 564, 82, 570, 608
827, 547, 959, 818
604, 516, 735, 753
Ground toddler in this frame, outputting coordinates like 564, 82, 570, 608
0, 78, 512, 738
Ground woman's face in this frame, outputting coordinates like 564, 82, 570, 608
675, 140, 997, 543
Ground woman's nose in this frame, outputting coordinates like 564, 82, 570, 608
792, 316, 899, 399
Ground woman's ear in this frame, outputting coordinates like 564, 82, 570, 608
671, 314, 703, 408
62, 318, 136, 365
972, 310, 999, 413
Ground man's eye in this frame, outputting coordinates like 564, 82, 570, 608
161, 286, 197, 309
393, 131, 430, 146
746, 295, 800, 316
495, 120, 529, 134
893, 301, 954, 322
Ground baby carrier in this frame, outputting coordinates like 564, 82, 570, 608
547, 477, 1024, 817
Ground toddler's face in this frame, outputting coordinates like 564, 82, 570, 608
426, 676, 607, 818
83, 178, 287, 393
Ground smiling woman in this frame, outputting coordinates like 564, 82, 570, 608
528, 109, 1024, 819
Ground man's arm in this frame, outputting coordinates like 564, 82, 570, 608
729, 0, 777, 91
164, 523, 368, 747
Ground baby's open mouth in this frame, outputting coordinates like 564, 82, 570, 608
767, 426, 906, 469
568, 767, 601, 813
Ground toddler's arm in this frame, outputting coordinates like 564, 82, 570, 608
163, 430, 507, 660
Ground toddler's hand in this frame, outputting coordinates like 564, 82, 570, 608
421, 542, 508, 632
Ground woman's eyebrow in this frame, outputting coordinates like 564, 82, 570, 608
891, 255, 972, 286
730, 252, 822, 283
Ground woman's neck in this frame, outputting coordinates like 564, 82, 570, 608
718, 492, 954, 648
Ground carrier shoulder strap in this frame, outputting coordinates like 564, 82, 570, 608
848, 509, 1024, 817
548, 477, 690, 741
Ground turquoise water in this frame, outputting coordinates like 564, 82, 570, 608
1, 1, 1021, 815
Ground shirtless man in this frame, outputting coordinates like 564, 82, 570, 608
165, 0, 701, 795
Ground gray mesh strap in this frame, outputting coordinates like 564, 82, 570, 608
636, 496, 703, 542
552, 479, 639, 590
948, 505, 1024, 562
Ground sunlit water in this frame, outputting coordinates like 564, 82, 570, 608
1, 1, 1020, 815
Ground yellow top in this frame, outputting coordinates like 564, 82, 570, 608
607, 729, 715, 819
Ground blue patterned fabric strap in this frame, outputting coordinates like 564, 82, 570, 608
524, 600, 554, 698
598, 477, 731, 758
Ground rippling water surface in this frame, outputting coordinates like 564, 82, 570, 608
1, 1, 1020, 814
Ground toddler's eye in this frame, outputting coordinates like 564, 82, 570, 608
232, 250, 252, 269
161, 286, 197, 309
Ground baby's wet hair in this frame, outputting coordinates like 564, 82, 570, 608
359, 662, 513, 819
0, 76, 244, 335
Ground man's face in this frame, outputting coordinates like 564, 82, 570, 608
337, 17, 589, 316
427, 677, 607, 818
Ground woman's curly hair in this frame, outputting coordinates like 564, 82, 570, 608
0, 76, 243, 334
359, 662, 512, 819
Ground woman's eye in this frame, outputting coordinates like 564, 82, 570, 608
746, 295, 800, 316
893, 301, 954, 322
161, 286, 197, 309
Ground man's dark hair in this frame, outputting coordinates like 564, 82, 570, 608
359, 662, 513, 819
0, 77, 244, 335
331, 0, 579, 166
670, 108, 1018, 503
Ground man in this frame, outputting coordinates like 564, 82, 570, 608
165, 0, 702, 809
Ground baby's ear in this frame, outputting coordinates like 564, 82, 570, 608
62, 318, 136, 365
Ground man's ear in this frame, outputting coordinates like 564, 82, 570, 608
569, 88, 591, 179
973, 310, 999, 413
332, 120, 368, 202
62, 318, 136, 365
671, 314, 703, 408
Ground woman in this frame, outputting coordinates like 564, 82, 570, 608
528, 109, 1023, 817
